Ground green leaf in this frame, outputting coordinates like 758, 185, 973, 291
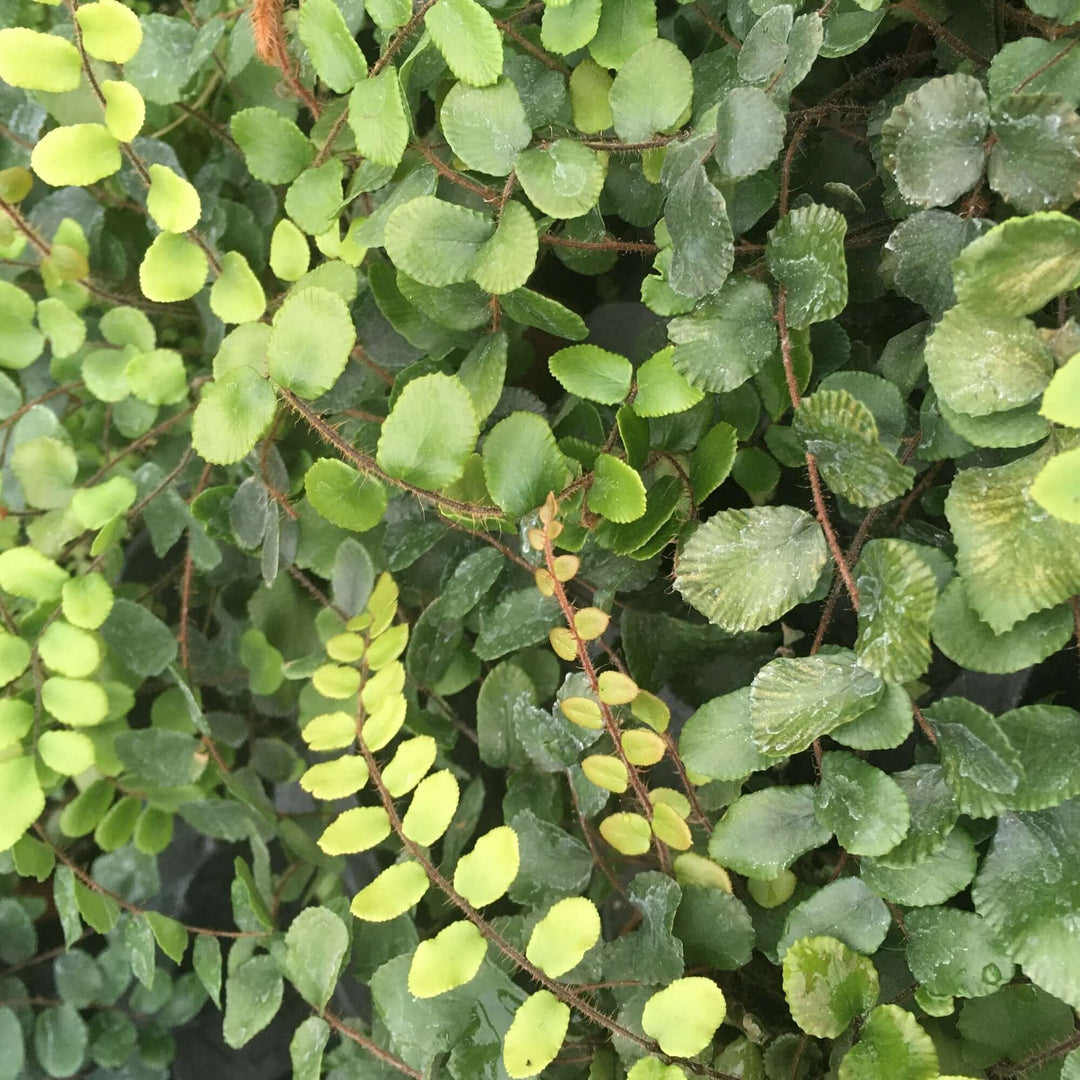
472, 201, 538, 295
881, 75, 990, 207
568, 57, 612, 129
853, 539, 937, 682
925, 305, 1054, 418
589, 453, 646, 522
632, 346, 704, 417
525, 896, 601, 977
714, 87, 786, 181
377, 373, 478, 489
441, 78, 531, 176
738, 4, 792, 82
676, 505, 827, 633
953, 212, 1080, 318
426, 0, 503, 86
609, 38, 691, 142
0, 1008, 23, 1080
503, 990, 570, 1079
290, 1017, 330, 1080
453, 825, 520, 906
0, 28, 82, 92
751, 651, 884, 757
348, 69, 409, 168
781, 935, 879, 1039
906, 908, 1014, 999
145, 910, 187, 964
31, 124, 121, 188
673, 883, 754, 970
267, 285, 354, 398
680, 687, 773, 782
482, 412, 568, 516
996, 704, 1080, 811
989, 94, 1080, 212
193, 368, 277, 465
939, 397, 1049, 449
794, 389, 914, 507
814, 751, 909, 857
603, 870, 684, 983
641, 977, 727, 1057
384, 196, 494, 287
958, 984, 1074, 1076
37, 298, 86, 360
12, 436, 76, 510
500, 287, 588, 339
475, 590, 561, 661
668, 276, 776, 393
588, 0, 655, 68
305, 458, 387, 531
515, 140, 607, 219
140, 233, 208, 303
768, 204, 848, 329
223, 955, 283, 1049
549, 344, 632, 405
946, 452, 1080, 632
862, 827, 978, 907
1031, 447, 1080, 523
34, 1004, 88, 1079
838, 1005, 938, 1080
284, 907, 348, 1009
270, 219, 312, 282
299, 0, 366, 92
100, 599, 177, 677
709, 786, 832, 880
286, 161, 344, 237
664, 161, 735, 300
409, 920, 487, 998
932, 577, 1073, 674
776, 878, 891, 961
193, 933, 222, 1008
231, 107, 314, 184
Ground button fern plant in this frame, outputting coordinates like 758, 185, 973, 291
1, 0, 1079, 1077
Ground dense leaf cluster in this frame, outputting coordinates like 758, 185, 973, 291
1, 0, 1080, 1077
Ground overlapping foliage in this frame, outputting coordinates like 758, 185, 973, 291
1, 0, 1080, 1076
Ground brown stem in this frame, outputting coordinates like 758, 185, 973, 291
36, 826, 268, 938
322, 1012, 423, 1079
565, 768, 627, 897
693, 1, 741, 48
540, 233, 658, 255
278, 388, 503, 519
912, 703, 937, 745
661, 732, 712, 833
312, 0, 440, 167
893, 0, 991, 66
496, 18, 569, 73
776, 291, 860, 610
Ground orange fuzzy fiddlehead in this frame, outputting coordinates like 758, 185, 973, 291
251, 0, 288, 71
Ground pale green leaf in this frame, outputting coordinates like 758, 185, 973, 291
854, 539, 937, 682
299, 0, 366, 92
751, 651, 884, 757
472, 201, 538, 295
1031, 447, 1080, 523
714, 87, 786, 181
231, 108, 314, 184
549, 344, 632, 405
609, 38, 692, 143
140, 233, 208, 303
781, 935, 879, 1038
268, 286, 354, 398
838, 1005, 938, 1080
192, 368, 278, 465
668, 276, 777, 393
426, 0, 503, 86
377, 372, 478, 489
384, 196, 494, 287
794, 390, 914, 508
441, 78, 531, 176
814, 751, 909, 857
588, 0, 656, 69
0, 28, 82, 92
503, 990, 570, 1079
408, 920, 487, 998
945, 452, 1080, 632
709, 786, 832, 880
768, 203, 848, 329
881, 75, 990, 207
589, 453, 646, 522
482, 412, 569, 516
525, 896, 601, 977
348, 69, 409, 168
515, 140, 607, 219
